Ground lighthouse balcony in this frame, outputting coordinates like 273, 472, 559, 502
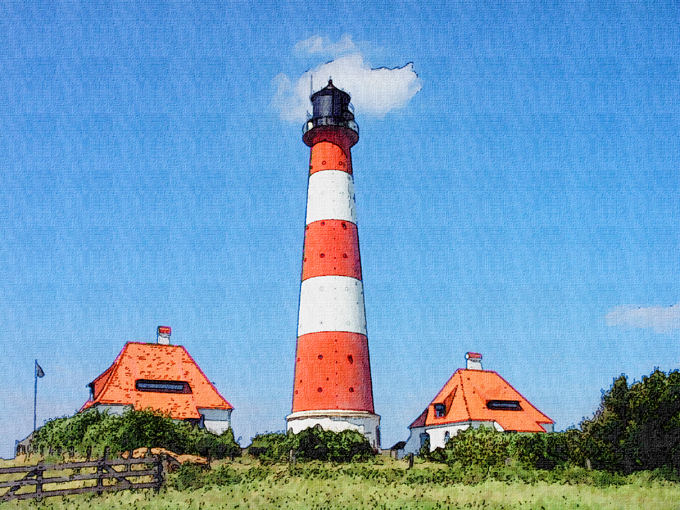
303, 117, 359, 137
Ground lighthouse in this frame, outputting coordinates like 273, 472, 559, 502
286, 80, 380, 448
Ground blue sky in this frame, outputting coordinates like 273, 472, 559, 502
1, 1, 678, 458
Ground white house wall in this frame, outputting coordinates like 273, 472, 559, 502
402, 420, 505, 457
426, 422, 479, 451
402, 425, 427, 457
92, 404, 130, 416
199, 408, 232, 435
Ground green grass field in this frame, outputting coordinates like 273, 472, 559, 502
2, 456, 679, 509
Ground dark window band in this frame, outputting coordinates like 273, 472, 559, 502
487, 400, 522, 411
135, 379, 192, 394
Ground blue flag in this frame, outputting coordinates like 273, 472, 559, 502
35, 361, 45, 378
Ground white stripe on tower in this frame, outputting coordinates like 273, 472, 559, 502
305, 170, 357, 225
298, 276, 367, 336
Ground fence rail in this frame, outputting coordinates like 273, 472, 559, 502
0, 450, 163, 502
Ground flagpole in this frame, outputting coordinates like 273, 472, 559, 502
33, 359, 38, 432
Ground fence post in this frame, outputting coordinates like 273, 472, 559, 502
86, 446, 92, 461
96, 447, 109, 495
126, 450, 133, 474
35, 461, 44, 501
408, 453, 414, 469
154, 455, 164, 492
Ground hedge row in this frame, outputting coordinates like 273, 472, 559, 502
170, 460, 679, 491
248, 427, 374, 463
31, 408, 240, 459
424, 427, 579, 470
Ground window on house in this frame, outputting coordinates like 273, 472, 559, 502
419, 433, 429, 448
434, 403, 446, 417
444, 431, 450, 443
135, 379, 192, 394
486, 400, 522, 411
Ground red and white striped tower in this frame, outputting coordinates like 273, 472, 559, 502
287, 80, 380, 448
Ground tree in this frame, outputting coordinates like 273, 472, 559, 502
580, 369, 680, 473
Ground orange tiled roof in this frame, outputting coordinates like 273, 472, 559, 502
80, 342, 232, 420
409, 369, 553, 433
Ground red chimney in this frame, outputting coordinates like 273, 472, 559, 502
466, 352, 483, 370
157, 326, 171, 345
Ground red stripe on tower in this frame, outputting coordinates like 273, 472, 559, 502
287, 80, 380, 448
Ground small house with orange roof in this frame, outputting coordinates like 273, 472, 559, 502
80, 326, 233, 434
403, 352, 553, 456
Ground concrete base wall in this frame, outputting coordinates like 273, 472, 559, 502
286, 410, 381, 449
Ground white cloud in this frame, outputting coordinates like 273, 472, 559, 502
273, 53, 422, 122
605, 303, 680, 333
294, 34, 357, 56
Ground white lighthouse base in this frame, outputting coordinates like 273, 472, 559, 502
286, 410, 381, 449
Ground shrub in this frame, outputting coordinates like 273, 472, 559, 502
440, 426, 511, 469
31, 408, 240, 459
172, 463, 209, 490
424, 427, 582, 472
508, 431, 574, 469
248, 432, 290, 463
31, 410, 108, 455
580, 369, 680, 473
418, 436, 431, 458
295, 427, 374, 462
247, 428, 374, 463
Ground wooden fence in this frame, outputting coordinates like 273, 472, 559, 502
0, 450, 163, 502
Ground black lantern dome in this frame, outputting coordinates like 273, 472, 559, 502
303, 80, 359, 146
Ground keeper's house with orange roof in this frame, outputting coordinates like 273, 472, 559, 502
403, 352, 553, 456
80, 326, 233, 434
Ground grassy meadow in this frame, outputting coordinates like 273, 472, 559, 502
2, 456, 680, 509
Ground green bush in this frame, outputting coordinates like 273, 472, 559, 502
295, 427, 374, 462
422, 427, 582, 472
418, 435, 431, 458
170, 463, 246, 490
438, 426, 511, 469
31, 408, 240, 459
247, 427, 374, 463
172, 463, 209, 490
248, 432, 291, 463
580, 369, 680, 473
